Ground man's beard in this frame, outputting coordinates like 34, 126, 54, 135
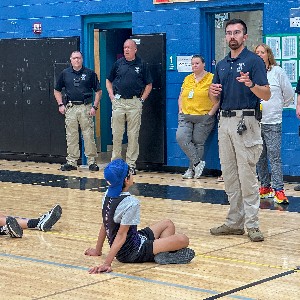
228, 39, 243, 50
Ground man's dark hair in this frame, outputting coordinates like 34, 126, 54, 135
225, 18, 247, 35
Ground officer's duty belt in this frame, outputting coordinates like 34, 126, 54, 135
221, 110, 255, 118
68, 101, 84, 105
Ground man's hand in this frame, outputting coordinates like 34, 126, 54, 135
58, 105, 66, 115
88, 263, 112, 274
89, 107, 97, 116
84, 248, 102, 256
209, 83, 222, 97
237, 72, 253, 87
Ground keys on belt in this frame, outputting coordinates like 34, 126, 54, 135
221, 110, 255, 118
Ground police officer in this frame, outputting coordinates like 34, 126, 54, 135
54, 51, 101, 171
106, 39, 153, 175
209, 19, 271, 242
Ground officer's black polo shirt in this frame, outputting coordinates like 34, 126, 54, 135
296, 77, 300, 94
55, 66, 101, 103
212, 47, 269, 110
107, 56, 153, 99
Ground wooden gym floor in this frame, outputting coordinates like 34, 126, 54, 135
0, 159, 299, 300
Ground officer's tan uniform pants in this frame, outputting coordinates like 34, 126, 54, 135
218, 110, 263, 229
65, 104, 97, 166
111, 97, 143, 168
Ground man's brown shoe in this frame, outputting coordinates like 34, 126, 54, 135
210, 224, 245, 235
247, 228, 264, 242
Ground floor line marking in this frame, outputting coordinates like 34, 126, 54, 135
203, 267, 300, 300
0, 252, 255, 300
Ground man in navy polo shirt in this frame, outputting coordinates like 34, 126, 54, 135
54, 51, 102, 172
106, 39, 153, 175
209, 19, 270, 242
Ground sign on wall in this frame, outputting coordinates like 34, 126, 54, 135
265, 34, 300, 108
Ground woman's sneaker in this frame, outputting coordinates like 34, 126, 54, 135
3, 216, 23, 238
37, 204, 62, 232
182, 169, 194, 179
194, 161, 205, 179
154, 248, 195, 265
274, 190, 289, 204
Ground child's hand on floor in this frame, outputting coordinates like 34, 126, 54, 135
88, 264, 112, 274
84, 248, 102, 256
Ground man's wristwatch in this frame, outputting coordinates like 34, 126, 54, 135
139, 98, 145, 104
92, 105, 98, 110
58, 103, 64, 107
249, 82, 255, 89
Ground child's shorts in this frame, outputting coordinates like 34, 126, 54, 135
117, 227, 155, 263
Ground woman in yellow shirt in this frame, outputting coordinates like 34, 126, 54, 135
176, 55, 219, 179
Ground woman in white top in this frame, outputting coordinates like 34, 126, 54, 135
254, 44, 294, 204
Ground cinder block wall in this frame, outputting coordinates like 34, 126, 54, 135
1, 0, 299, 175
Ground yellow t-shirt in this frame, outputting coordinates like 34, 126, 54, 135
181, 72, 214, 115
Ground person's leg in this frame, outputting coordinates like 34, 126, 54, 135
78, 104, 98, 167
176, 114, 198, 169
264, 124, 284, 190
192, 115, 215, 178
65, 106, 80, 166
235, 116, 264, 242
217, 117, 245, 230
111, 100, 126, 161
0, 215, 23, 238
193, 115, 215, 161
148, 220, 195, 264
125, 97, 143, 168
149, 219, 189, 254
256, 124, 271, 188
0, 205, 62, 232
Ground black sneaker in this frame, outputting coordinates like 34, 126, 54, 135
61, 163, 77, 171
5, 216, 23, 238
89, 163, 99, 171
37, 204, 62, 232
154, 248, 195, 265
129, 167, 136, 175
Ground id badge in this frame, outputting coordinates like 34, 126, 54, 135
188, 90, 194, 99
115, 94, 121, 100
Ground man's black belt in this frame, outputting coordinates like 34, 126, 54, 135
121, 95, 139, 99
221, 110, 255, 117
69, 101, 84, 105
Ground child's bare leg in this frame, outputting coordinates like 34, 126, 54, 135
152, 234, 189, 255
149, 219, 176, 239
0, 215, 6, 226
14, 218, 29, 229
149, 219, 189, 255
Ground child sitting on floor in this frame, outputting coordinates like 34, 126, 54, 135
85, 159, 195, 273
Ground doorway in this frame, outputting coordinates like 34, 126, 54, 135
83, 15, 166, 167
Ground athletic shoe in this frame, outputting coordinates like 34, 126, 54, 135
217, 176, 224, 182
294, 184, 300, 191
210, 224, 245, 235
247, 227, 264, 242
60, 163, 77, 171
37, 204, 62, 232
182, 169, 194, 179
89, 163, 99, 171
194, 160, 205, 179
154, 248, 195, 265
4, 216, 23, 238
259, 186, 274, 199
129, 167, 136, 175
274, 190, 289, 204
